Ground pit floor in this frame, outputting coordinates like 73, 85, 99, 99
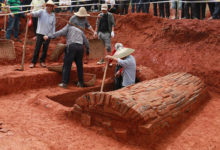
0, 64, 219, 150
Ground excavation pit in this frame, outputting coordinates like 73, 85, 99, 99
47, 81, 115, 107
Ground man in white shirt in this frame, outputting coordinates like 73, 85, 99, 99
31, 0, 45, 37
27, 0, 56, 68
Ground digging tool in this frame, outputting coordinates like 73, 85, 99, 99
57, 13, 99, 18
16, 17, 30, 71
100, 60, 109, 92
56, 17, 94, 35
3, 15, 6, 36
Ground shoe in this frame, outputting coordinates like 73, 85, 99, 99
58, 83, 67, 88
40, 62, 46, 68
29, 63, 35, 68
77, 82, 84, 87
208, 17, 213, 20
97, 58, 105, 65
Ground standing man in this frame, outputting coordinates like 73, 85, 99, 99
211, 1, 220, 19
184, 0, 193, 19
170, 0, 182, 19
208, 0, 215, 17
159, 0, 170, 18
6, 0, 22, 41
120, 0, 130, 15
27, 0, 56, 68
152, 0, 158, 16
30, 0, 45, 39
44, 24, 90, 88
94, 4, 115, 65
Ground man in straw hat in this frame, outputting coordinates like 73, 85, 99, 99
69, 7, 95, 34
94, 3, 115, 65
27, 0, 56, 68
43, 21, 90, 88
106, 47, 136, 88
69, 7, 95, 64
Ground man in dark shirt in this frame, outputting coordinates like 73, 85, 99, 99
94, 4, 115, 65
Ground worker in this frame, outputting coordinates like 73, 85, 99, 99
44, 23, 90, 88
106, 47, 136, 89
28, 0, 56, 68
94, 4, 115, 65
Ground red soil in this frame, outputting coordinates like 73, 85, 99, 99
0, 12, 219, 149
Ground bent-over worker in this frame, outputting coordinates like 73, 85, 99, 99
106, 47, 136, 89
44, 23, 90, 88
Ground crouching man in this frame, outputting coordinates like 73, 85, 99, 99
44, 24, 90, 88
105, 47, 136, 89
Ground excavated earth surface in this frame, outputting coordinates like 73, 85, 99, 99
0, 11, 219, 150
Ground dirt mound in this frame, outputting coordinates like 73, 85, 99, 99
0, 13, 219, 92
111, 14, 220, 93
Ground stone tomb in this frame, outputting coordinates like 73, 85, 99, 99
73, 72, 209, 140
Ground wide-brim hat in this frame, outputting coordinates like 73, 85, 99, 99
113, 47, 135, 59
45, 0, 57, 8
74, 7, 90, 17
101, 4, 108, 11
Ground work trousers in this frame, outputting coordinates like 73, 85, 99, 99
114, 64, 122, 90
213, 2, 220, 19
159, 0, 170, 18
184, 1, 192, 19
6, 14, 20, 39
62, 43, 84, 85
131, 0, 138, 13
31, 34, 50, 64
181, 3, 185, 18
137, 0, 150, 13
208, 2, 215, 16
152, 0, 158, 16
32, 17, 38, 36
70, 0, 77, 12
120, 0, 130, 15
191, 2, 206, 19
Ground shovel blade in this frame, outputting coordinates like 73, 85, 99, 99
0, 39, 16, 60
89, 39, 105, 59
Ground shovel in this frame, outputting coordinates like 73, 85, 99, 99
16, 17, 30, 71
100, 60, 109, 92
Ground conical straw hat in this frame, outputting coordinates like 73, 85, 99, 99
113, 47, 135, 59
45, 0, 57, 8
75, 7, 90, 17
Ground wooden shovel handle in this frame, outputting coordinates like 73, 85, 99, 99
20, 17, 30, 71
100, 61, 109, 92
